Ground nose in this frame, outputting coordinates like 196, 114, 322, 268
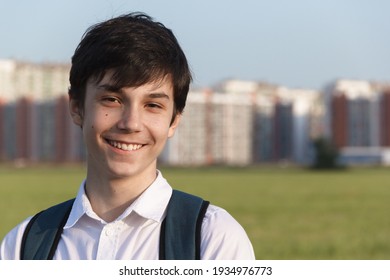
117, 105, 143, 132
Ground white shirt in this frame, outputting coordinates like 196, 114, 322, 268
0, 171, 255, 260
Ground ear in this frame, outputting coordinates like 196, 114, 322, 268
69, 99, 83, 127
168, 114, 181, 138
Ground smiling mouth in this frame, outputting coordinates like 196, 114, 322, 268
106, 139, 143, 151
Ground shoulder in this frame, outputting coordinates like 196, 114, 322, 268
0, 216, 32, 260
200, 204, 255, 260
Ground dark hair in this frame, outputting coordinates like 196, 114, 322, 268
69, 12, 192, 115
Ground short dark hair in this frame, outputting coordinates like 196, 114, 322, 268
69, 12, 192, 115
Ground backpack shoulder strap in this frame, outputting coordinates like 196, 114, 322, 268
20, 198, 75, 260
20, 191, 209, 260
159, 190, 210, 260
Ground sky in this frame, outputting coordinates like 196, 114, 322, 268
0, 0, 389, 90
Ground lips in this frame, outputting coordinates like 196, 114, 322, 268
106, 139, 143, 151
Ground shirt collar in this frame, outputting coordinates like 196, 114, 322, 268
64, 170, 172, 229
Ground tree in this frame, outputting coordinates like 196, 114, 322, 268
311, 137, 342, 169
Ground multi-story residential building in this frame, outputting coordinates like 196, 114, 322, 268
286, 88, 324, 164
162, 90, 254, 166
5, 58, 390, 166
0, 84, 324, 165
329, 80, 384, 148
0, 59, 69, 102
252, 86, 323, 164
160, 82, 323, 166
0, 96, 85, 162
327, 79, 390, 165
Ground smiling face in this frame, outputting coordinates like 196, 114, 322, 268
70, 72, 180, 181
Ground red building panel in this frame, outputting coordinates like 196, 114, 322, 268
16, 97, 33, 160
331, 94, 347, 148
380, 90, 390, 146
55, 95, 71, 162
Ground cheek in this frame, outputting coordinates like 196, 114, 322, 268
146, 122, 171, 143
145, 113, 170, 128
82, 112, 105, 137
91, 110, 115, 127
153, 119, 172, 135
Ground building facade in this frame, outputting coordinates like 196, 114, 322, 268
0, 59, 69, 102
6, 60, 390, 166
327, 80, 390, 165
161, 81, 323, 166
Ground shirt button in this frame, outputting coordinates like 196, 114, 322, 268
105, 227, 113, 236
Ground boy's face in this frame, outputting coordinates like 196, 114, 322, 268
70, 71, 180, 180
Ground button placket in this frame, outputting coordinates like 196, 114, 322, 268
96, 222, 121, 259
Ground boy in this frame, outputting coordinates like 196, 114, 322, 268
0, 12, 255, 259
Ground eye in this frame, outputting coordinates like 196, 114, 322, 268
101, 96, 121, 106
146, 103, 163, 109
105, 97, 120, 103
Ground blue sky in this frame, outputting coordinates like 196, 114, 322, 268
1, 0, 389, 90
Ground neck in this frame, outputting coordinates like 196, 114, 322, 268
84, 169, 157, 222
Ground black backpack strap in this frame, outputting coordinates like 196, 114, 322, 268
20, 191, 209, 260
159, 190, 210, 260
20, 198, 75, 260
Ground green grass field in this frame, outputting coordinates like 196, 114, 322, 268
1, 164, 390, 259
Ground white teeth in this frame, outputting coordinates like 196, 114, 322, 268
108, 140, 142, 151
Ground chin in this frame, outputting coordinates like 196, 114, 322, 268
108, 167, 140, 179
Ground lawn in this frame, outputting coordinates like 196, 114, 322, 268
1, 164, 390, 259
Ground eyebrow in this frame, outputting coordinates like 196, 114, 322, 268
97, 84, 123, 93
97, 84, 170, 100
148, 93, 170, 100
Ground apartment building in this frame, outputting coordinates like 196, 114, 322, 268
328, 79, 390, 165
0, 96, 84, 162
162, 90, 254, 166
160, 82, 323, 166
329, 79, 389, 148
0, 59, 69, 102
0, 60, 325, 166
